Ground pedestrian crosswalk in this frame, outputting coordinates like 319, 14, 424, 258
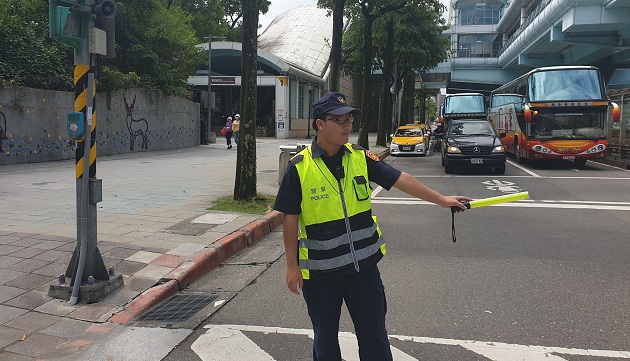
190, 324, 630, 361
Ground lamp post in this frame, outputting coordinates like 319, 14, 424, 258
205, 34, 226, 144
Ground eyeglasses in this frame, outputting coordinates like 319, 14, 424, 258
322, 115, 354, 125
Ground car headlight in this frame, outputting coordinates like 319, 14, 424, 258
447, 146, 461, 153
391, 141, 399, 145
492, 145, 505, 153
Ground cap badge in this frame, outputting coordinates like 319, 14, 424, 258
338, 97, 345, 104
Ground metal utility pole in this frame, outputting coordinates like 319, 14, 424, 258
390, 62, 398, 137
48, 0, 123, 303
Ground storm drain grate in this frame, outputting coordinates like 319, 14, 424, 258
137, 294, 218, 323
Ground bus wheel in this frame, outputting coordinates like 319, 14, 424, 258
575, 159, 587, 167
515, 142, 525, 164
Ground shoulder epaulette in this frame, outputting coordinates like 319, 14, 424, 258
351, 143, 365, 151
289, 154, 304, 165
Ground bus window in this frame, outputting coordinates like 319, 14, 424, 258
529, 69, 605, 101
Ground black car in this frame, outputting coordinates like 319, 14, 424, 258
440, 120, 506, 174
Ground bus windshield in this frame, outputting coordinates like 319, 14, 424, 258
528, 108, 607, 140
444, 95, 485, 114
529, 69, 605, 101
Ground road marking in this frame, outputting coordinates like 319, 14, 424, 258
192, 325, 275, 361
482, 179, 523, 192
407, 175, 630, 180
507, 159, 541, 177
596, 162, 630, 172
194, 324, 630, 360
370, 198, 630, 211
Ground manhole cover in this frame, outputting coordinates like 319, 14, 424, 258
137, 294, 218, 322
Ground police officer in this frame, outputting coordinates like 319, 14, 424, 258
273, 92, 470, 361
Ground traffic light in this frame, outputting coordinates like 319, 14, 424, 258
48, 0, 90, 50
94, 0, 116, 58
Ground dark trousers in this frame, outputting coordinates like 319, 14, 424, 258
226, 131, 233, 146
302, 266, 392, 361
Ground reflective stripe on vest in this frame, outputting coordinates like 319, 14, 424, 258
293, 144, 386, 279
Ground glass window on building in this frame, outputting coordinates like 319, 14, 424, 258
298, 83, 305, 118
457, 1, 503, 26
457, 34, 501, 58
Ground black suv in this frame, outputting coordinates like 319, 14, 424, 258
440, 119, 506, 174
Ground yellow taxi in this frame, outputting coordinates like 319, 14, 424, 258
389, 125, 428, 156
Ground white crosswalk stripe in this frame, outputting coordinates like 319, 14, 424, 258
191, 324, 630, 361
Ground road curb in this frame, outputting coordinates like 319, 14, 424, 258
111, 210, 284, 324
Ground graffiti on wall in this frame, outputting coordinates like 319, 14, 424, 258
0, 111, 6, 152
123, 95, 149, 151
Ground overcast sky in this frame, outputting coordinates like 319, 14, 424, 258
259, 0, 451, 34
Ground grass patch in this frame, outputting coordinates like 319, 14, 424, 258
208, 194, 276, 215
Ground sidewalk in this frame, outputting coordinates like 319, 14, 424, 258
0, 133, 387, 360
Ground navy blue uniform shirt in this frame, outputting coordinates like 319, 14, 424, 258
274, 138, 402, 215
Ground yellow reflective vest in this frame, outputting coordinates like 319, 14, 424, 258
292, 143, 386, 280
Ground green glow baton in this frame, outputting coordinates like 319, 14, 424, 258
450, 191, 529, 242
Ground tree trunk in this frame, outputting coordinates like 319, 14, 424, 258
400, 70, 415, 125
234, 0, 259, 200
329, 0, 345, 93
377, 19, 394, 147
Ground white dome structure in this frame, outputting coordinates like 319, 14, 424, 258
258, 5, 334, 79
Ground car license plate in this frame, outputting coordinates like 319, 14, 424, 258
471, 158, 483, 164
563, 155, 575, 160
402, 146, 412, 151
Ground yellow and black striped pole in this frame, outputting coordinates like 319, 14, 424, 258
74, 64, 96, 179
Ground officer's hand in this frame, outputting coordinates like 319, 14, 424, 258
286, 265, 303, 295
441, 195, 472, 211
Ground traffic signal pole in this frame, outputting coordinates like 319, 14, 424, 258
48, 0, 123, 304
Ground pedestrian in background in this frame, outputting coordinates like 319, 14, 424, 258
232, 114, 241, 145
274, 92, 471, 361
225, 116, 233, 149
433, 122, 445, 152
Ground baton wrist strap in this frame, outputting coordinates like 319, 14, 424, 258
450, 200, 470, 243
451, 211, 457, 242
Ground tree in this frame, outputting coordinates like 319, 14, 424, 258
0, 0, 73, 91
376, 18, 395, 147
233, 0, 259, 200
101, 0, 204, 96
341, 0, 449, 147
394, 0, 449, 124
355, 0, 407, 149
168, 0, 228, 43
222, 0, 270, 41
319, 0, 346, 92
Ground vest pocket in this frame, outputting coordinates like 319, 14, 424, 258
353, 176, 370, 201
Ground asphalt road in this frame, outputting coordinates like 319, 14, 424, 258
163, 153, 630, 361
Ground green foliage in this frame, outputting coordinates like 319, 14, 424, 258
105, 0, 204, 96
98, 66, 141, 91
0, 0, 323, 97
0, 0, 73, 91
170, 0, 228, 43
342, 0, 449, 77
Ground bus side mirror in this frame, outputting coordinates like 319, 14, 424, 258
523, 105, 538, 124
611, 102, 621, 122
524, 105, 532, 123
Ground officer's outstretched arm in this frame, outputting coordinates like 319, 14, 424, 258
393, 172, 471, 210
282, 214, 303, 294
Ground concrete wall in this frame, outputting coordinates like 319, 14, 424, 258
0, 87, 200, 166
